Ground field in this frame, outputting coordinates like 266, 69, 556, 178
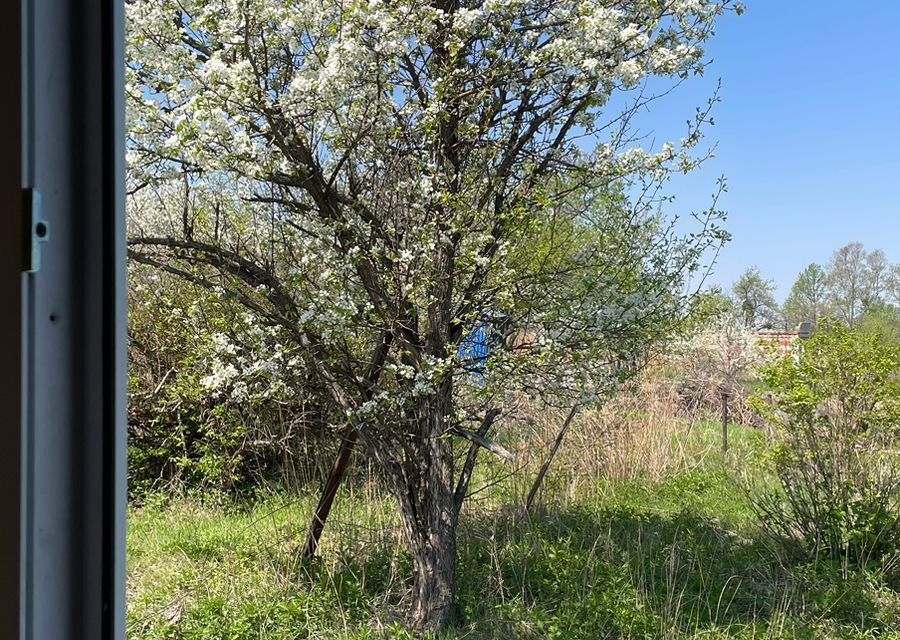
127, 409, 900, 639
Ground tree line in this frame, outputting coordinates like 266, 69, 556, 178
725, 242, 899, 336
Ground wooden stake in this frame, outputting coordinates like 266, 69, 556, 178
524, 404, 580, 515
301, 428, 358, 558
721, 389, 730, 455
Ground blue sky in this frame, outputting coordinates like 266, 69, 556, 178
630, 1, 900, 300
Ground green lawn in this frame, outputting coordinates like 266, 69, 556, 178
128, 421, 900, 639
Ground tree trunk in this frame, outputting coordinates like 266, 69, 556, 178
405, 499, 457, 631
390, 387, 459, 631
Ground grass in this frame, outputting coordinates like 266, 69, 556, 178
128, 418, 900, 639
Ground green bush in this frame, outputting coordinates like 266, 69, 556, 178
751, 321, 900, 568
858, 303, 900, 346
128, 265, 337, 498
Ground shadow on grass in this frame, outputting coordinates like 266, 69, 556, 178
130, 495, 899, 639
451, 504, 895, 639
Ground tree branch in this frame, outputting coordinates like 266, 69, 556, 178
453, 407, 502, 515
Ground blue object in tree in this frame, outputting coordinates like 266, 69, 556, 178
458, 322, 491, 381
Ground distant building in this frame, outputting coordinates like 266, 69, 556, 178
756, 322, 812, 358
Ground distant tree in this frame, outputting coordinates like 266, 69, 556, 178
732, 267, 779, 329
691, 285, 735, 322
889, 265, 900, 307
862, 249, 890, 311
827, 242, 868, 326
858, 302, 900, 345
782, 263, 828, 329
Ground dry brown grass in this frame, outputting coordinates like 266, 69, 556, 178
502, 378, 716, 506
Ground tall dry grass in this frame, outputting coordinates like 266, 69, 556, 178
504, 379, 716, 505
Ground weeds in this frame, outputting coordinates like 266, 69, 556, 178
129, 408, 900, 638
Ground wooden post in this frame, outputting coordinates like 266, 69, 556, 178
301, 428, 358, 558
524, 405, 579, 515
721, 389, 730, 454
301, 331, 392, 559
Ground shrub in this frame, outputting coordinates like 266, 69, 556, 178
128, 265, 338, 498
751, 321, 900, 568
671, 313, 771, 426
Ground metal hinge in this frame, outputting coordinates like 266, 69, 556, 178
22, 188, 49, 273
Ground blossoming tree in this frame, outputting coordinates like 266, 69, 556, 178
127, 0, 738, 629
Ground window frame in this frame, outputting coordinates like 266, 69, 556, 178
1, 0, 127, 637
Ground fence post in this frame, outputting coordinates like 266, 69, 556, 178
721, 388, 730, 454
